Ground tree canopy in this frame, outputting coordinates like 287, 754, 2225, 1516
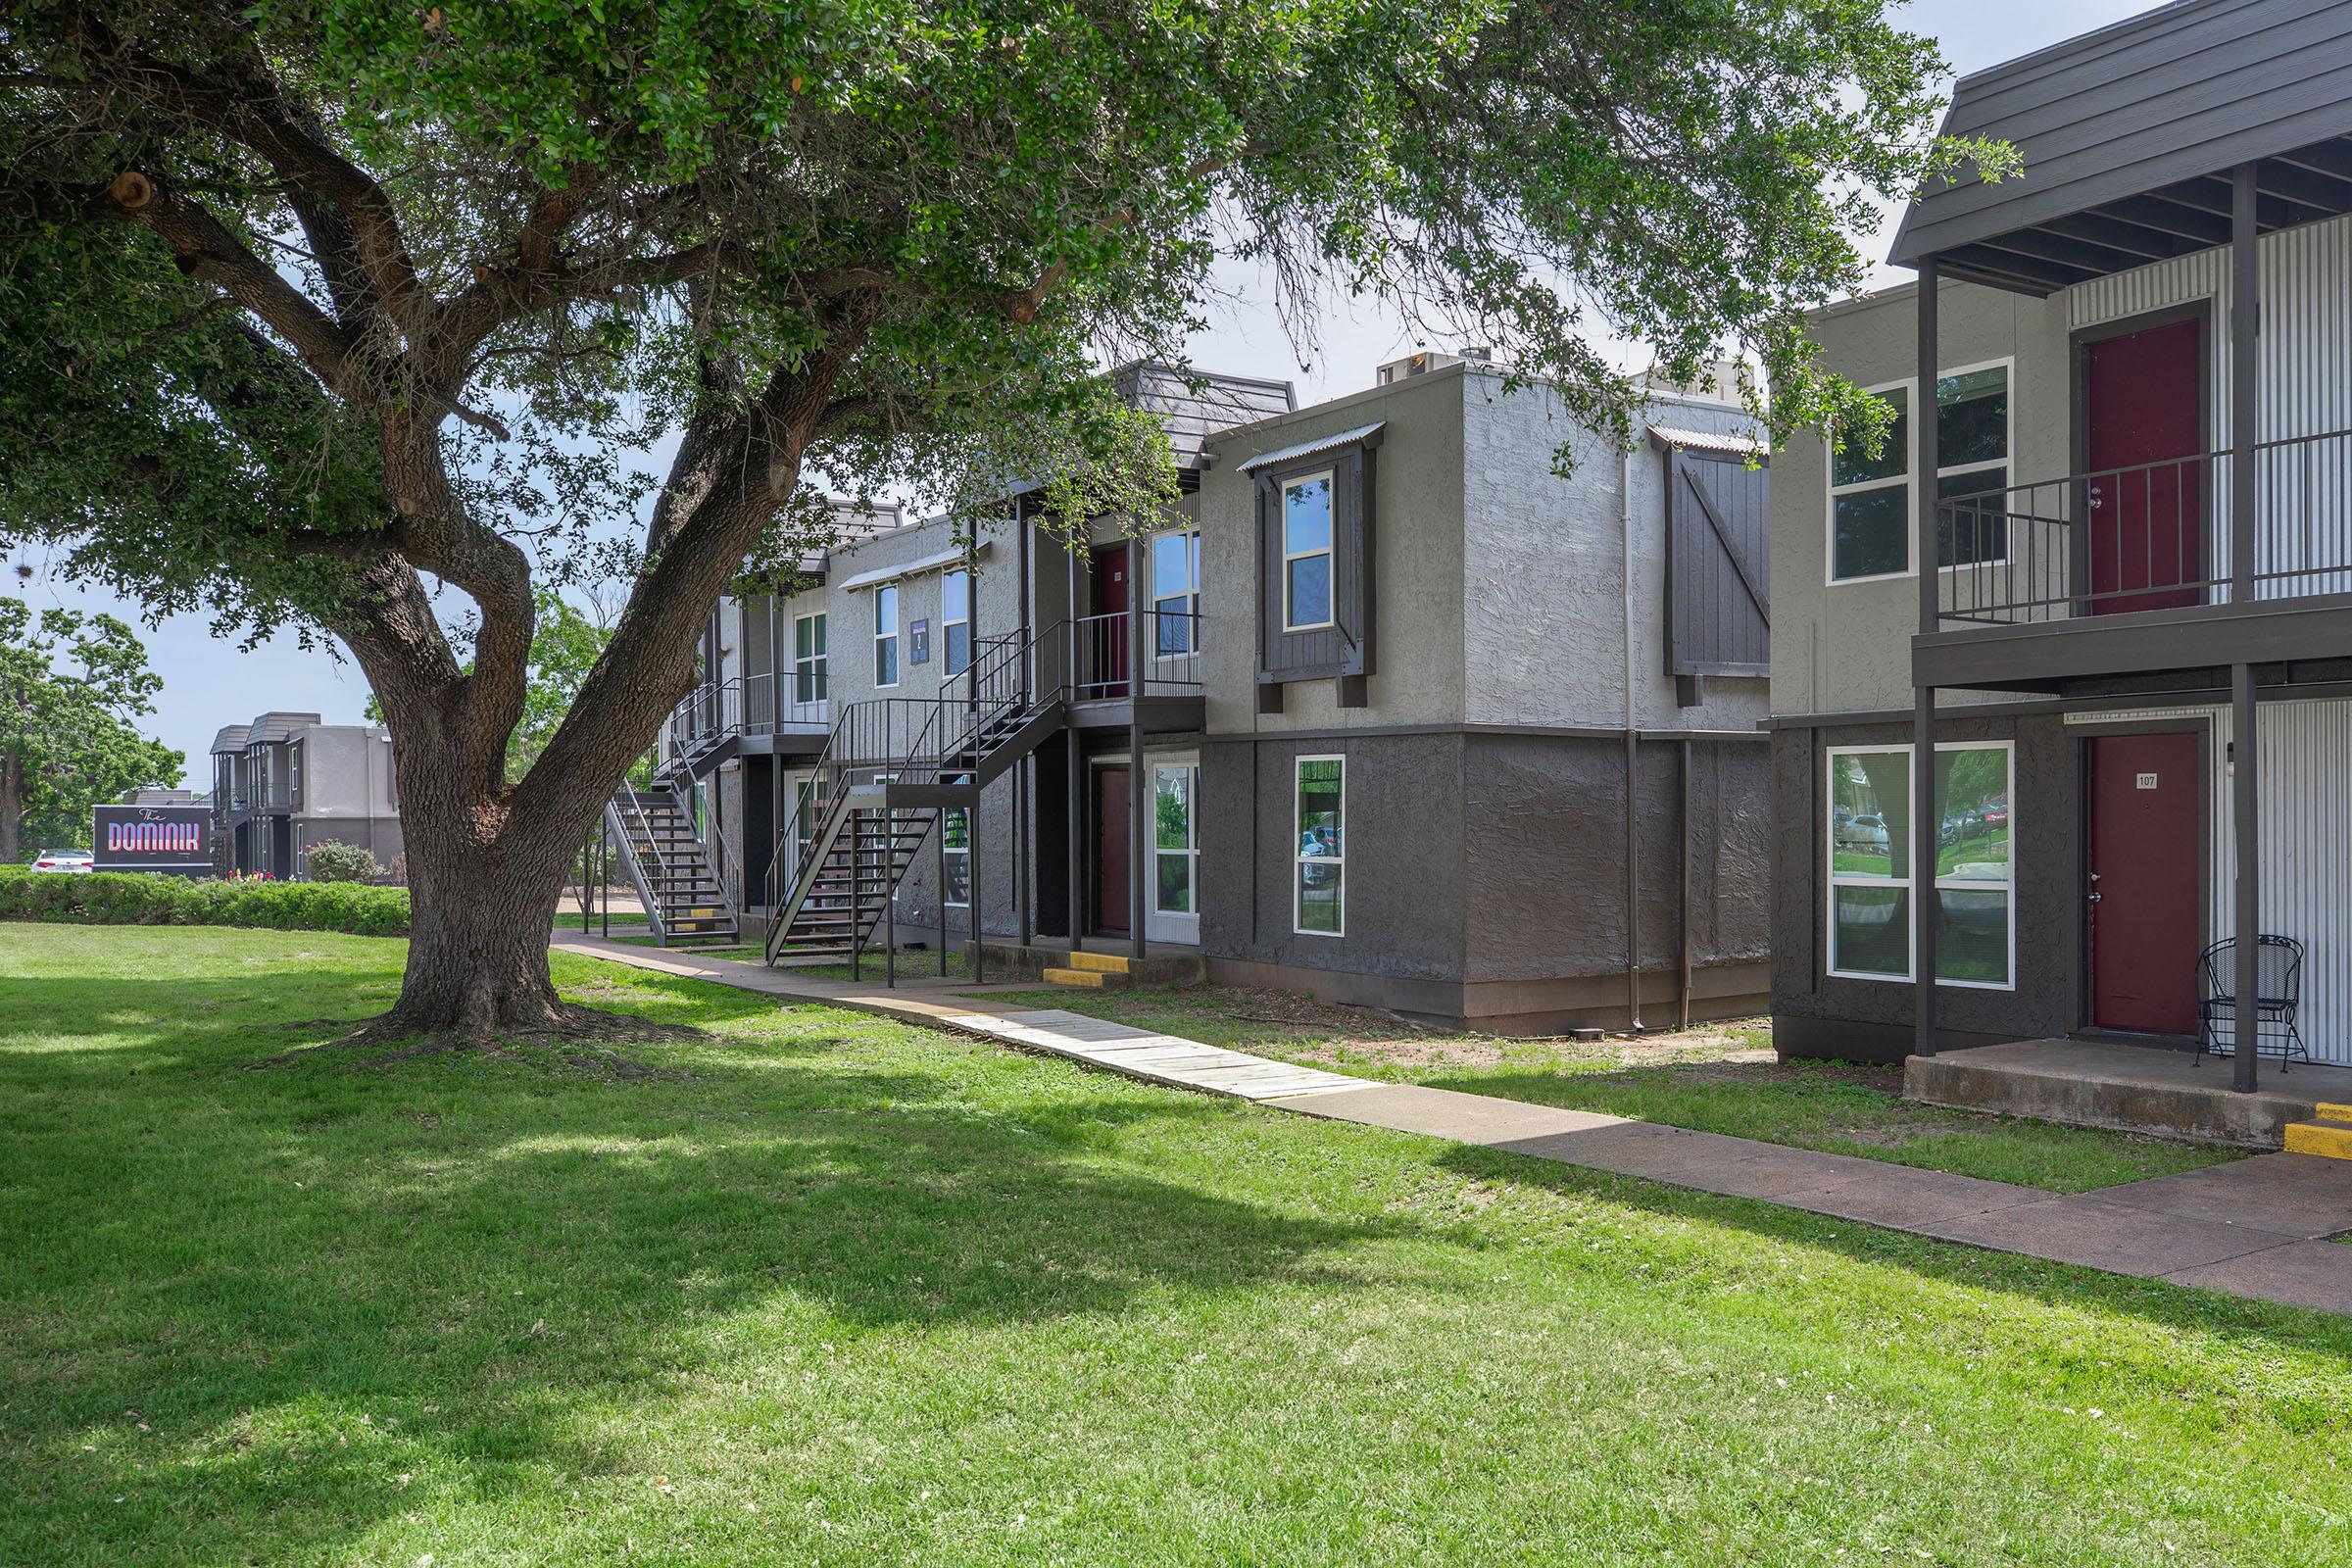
0, 596, 182, 859
0, 0, 1998, 1038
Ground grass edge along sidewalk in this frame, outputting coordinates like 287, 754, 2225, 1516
556, 936, 2352, 1316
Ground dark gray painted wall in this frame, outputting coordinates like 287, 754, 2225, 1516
1200, 731, 1468, 981
1771, 710, 2079, 1059
1460, 733, 1770, 984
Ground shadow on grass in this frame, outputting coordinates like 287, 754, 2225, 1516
1426, 1135, 2352, 1366
0, 959, 1397, 1566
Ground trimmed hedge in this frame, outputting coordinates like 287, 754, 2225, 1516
0, 867, 409, 936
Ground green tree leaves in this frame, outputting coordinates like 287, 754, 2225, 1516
0, 598, 183, 858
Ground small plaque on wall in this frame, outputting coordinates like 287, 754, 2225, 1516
909, 619, 930, 664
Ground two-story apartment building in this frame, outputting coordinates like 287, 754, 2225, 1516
210, 710, 402, 878
633, 356, 1774, 1032
1770, 0, 2352, 1101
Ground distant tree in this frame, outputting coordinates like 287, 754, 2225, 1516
0, 597, 181, 860
302, 836, 384, 883
0, 2, 2002, 1049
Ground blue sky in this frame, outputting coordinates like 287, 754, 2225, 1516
8, 0, 2147, 786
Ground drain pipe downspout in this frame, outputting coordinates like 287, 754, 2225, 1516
1621, 448, 1642, 1032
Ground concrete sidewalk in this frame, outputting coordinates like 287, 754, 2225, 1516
553, 933, 2352, 1316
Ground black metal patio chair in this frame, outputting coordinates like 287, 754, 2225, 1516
2195, 934, 2310, 1071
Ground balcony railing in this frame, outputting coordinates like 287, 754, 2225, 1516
1069, 608, 1200, 700
662, 671, 830, 764
1937, 427, 2352, 626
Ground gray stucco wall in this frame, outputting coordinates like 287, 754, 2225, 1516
1199, 730, 1468, 981
295, 725, 397, 818
1769, 278, 2070, 719
1460, 733, 1771, 985
1195, 369, 1470, 735
1769, 710, 2077, 1060
1460, 379, 1769, 733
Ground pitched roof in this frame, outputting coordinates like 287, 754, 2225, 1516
1891, 0, 2352, 289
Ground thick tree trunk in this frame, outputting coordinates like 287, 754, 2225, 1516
389, 815, 578, 1037
362, 716, 601, 1043
0, 746, 23, 863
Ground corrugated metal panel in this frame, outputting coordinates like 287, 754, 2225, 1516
1646, 423, 1768, 457
1890, 0, 2352, 264
2070, 696, 2352, 1063
2068, 211, 2352, 601
1234, 421, 1388, 474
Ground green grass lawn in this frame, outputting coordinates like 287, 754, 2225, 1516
6, 927, 2347, 1566
976, 984, 2238, 1194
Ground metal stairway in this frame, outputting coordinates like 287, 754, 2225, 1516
604, 783, 742, 948
762, 623, 1065, 967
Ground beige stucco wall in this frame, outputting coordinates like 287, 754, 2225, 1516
1769, 277, 2070, 718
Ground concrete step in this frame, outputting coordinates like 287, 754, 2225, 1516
1043, 965, 1130, 991
1062, 951, 1131, 975
2284, 1102, 2352, 1159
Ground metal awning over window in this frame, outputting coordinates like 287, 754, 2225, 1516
832, 540, 992, 594
1235, 421, 1387, 474
1646, 424, 1767, 458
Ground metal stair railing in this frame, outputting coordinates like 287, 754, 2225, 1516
760, 618, 1060, 964
610, 742, 742, 948
605, 775, 675, 944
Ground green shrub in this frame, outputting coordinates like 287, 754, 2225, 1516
0, 870, 409, 936
303, 839, 386, 883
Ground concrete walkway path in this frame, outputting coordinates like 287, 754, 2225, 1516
553, 933, 2352, 1316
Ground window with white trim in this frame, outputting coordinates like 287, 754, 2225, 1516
1825, 741, 2014, 988
942, 569, 972, 677
1825, 362, 2012, 582
943, 804, 970, 907
1152, 530, 1200, 655
794, 612, 827, 707
1281, 472, 1335, 630
873, 586, 900, 688
1153, 764, 1197, 914
1294, 756, 1343, 935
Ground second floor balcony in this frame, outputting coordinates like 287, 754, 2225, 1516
1918, 426, 2352, 690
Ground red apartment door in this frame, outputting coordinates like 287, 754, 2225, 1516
2082, 316, 2204, 613
1093, 764, 1131, 934
2085, 732, 2202, 1035
1090, 543, 1131, 697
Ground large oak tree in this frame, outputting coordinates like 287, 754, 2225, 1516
0, 0, 1997, 1047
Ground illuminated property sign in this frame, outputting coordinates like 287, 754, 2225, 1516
92, 804, 213, 878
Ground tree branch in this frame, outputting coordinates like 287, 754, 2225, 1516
63, 8, 432, 333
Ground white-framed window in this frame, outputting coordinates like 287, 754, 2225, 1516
942, 803, 970, 908
1152, 530, 1201, 656
1294, 755, 1344, 936
1280, 471, 1335, 631
942, 568, 972, 677
1153, 763, 1198, 914
873, 585, 900, 688
1825, 360, 2013, 583
794, 612, 827, 706
1825, 741, 2014, 989
791, 775, 824, 873
289, 741, 303, 807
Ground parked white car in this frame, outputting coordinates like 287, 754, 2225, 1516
1834, 814, 1888, 854
30, 849, 95, 873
